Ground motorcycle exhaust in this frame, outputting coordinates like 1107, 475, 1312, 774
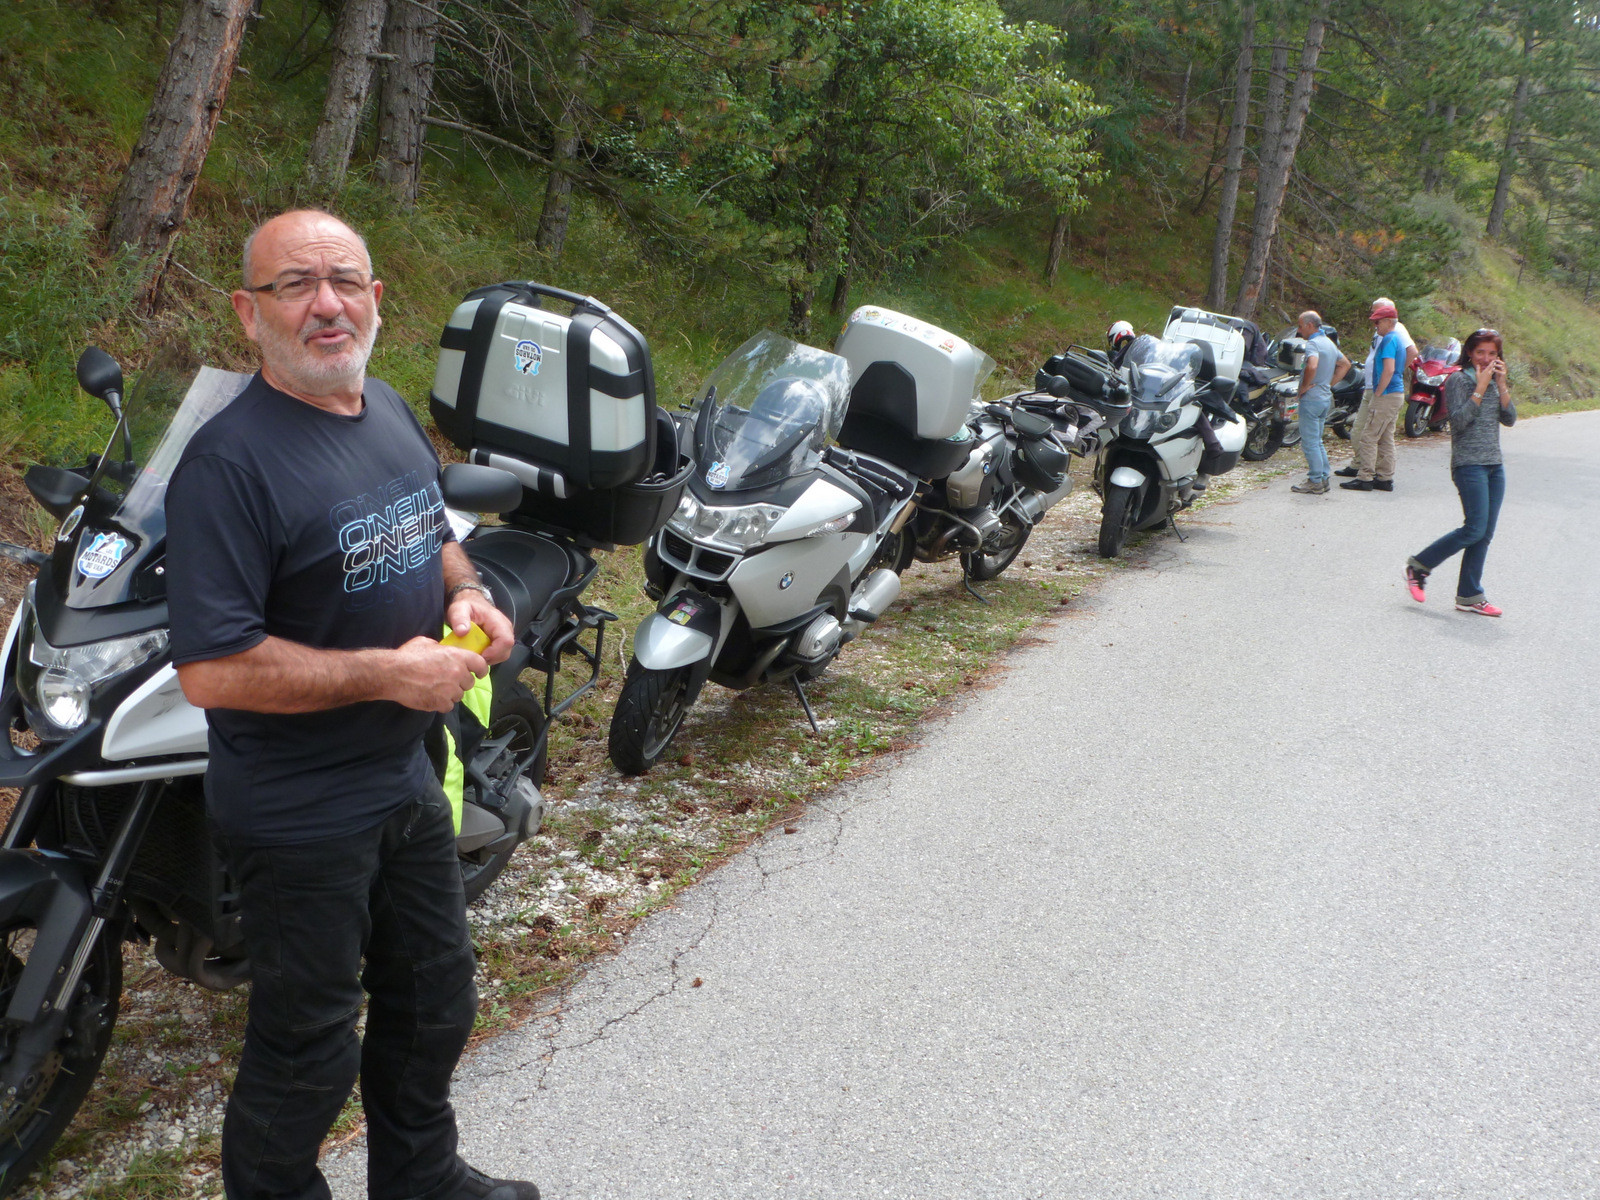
841, 568, 902, 640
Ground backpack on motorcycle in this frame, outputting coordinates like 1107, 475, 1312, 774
430, 282, 691, 544
831, 307, 988, 479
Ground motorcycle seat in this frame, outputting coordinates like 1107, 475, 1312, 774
463, 527, 576, 634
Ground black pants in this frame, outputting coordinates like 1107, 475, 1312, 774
214, 787, 477, 1200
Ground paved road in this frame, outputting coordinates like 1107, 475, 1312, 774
333, 414, 1600, 1199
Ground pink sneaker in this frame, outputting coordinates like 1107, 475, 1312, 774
1404, 565, 1427, 603
1455, 600, 1503, 617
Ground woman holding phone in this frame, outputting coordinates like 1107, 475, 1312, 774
1403, 328, 1515, 615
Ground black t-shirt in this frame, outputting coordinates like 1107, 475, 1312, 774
166, 374, 452, 845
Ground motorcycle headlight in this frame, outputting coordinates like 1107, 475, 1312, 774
668, 494, 786, 551
1155, 410, 1180, 433
17, 610, 168, 736
1416, 371, 1445, 387
1125, 408, 1161, 438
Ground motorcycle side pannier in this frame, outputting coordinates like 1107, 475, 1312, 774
832, 306, 989, 478
431, 282, 690, 544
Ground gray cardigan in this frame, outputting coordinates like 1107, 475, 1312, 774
1444, 368, 1516, 467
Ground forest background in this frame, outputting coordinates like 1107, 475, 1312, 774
3, 0, 1600, 482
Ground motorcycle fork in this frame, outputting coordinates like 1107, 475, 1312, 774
0, 781, 155, 1100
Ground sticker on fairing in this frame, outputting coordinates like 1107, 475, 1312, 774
77, 532, 131, 579
705, 461, 730, 489
513, 340, 542, 376
667, 598, 700, 625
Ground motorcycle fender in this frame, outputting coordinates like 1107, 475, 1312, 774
0, 850, 92, 1023
634, 592, 721, 671
1408, 391, 1431, 404
1108, 466, 1147, 490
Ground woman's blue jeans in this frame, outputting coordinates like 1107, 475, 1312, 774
1298, 393, 1332, 481
1413, 463, 1505, 603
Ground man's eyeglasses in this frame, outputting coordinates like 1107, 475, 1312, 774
245, 273, 373, 303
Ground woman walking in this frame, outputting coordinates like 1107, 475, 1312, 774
1403, 329, 1515, 615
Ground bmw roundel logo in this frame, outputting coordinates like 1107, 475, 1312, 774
779, 572, 794, 590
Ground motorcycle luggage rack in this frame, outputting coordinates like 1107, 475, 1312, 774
522, 601, 615, 765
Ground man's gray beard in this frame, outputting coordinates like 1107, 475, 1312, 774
255, 307, 379, 395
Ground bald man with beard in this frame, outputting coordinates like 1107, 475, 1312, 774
165, 211, 536, 1200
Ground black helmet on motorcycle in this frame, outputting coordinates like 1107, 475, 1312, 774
1106, 320, 1135, 357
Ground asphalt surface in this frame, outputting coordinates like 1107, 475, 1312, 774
331, 413, 1600, 1199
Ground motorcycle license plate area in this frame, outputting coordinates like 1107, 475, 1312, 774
1279, 397, 1299, 421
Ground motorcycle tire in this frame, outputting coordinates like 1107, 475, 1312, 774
1280, 420, 1302, 448
608, 663, 694, 776
1240, 417, 1283, 462
962, 511, 1030, 581
1097, 483, 1141, 559
459, 681, 548, 905
1403, 400, 1433, 438
0, 921, 120, 1194
870, 523, 917, 576
1332, 421, 1352, 440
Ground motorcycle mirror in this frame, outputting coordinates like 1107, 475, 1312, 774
440, 463, 523, 514
692, 384, 718, 457
76, 346, 124, 415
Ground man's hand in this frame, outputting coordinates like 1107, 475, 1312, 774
385, 636, 489, 713
446, 590, 515, 665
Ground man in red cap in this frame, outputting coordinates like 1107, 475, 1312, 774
1342, 299, 1407, 491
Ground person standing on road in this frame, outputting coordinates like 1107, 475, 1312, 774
1404, 329, 1515, 617
1290, 310, 1351, 494
165, 210, 540, 1200
1337, 297, 1417, 478
1342, 300, 1408, 492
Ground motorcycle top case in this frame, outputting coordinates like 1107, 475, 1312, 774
1162, 308, 1247, 381
431, 282, 689, 544
834, 306, 988, 441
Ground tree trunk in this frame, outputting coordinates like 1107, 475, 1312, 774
535, 0, 594, 259
375, 0, 440, 204
1254, 29, 1290, 200
106, 0, 254, 259
306, 0, 388, 197
1204, 3, 1254, 311
1487, 30, 1534, 239
1044, 210, 1070, 285
1234, 2, 1328, 320
829, 174, 872, 318
1175, 59, 1192, 140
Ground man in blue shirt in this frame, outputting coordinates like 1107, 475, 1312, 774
1289, 310, 1351, 493
1342, 299, 1406, 491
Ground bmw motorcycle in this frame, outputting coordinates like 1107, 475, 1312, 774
1092, 336, 1246, 558
608, 333, 914, 774
874, 396, 1074, 584
0, 345, 612, 1190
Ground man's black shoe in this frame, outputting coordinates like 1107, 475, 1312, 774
451, 1162, 540, 1200
1371, 479, 1394, 491
1334, 465, 1359, 478
1339, 479, 1374, 491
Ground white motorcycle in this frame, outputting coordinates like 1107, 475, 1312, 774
1094, 335, 1247, 557
608, 332, 914, 774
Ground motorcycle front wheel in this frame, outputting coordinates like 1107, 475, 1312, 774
0, 922, 120, 1194
459, 681, 548, 904
1240, 416, 1283, 462
870, 523, 917, 575
1097, 483, 1142, 558
962, 511, 1030, 581
608, 664, 694, 776
1403, 400, 1434, 438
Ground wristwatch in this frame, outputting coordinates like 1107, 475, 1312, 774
446, 580, 494, 604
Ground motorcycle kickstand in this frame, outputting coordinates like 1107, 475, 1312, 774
961, 570, 990, 605
1167, 515, 1188, 543
790, 675, 822, 736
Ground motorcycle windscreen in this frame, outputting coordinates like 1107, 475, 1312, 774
691, 332, 851, 492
